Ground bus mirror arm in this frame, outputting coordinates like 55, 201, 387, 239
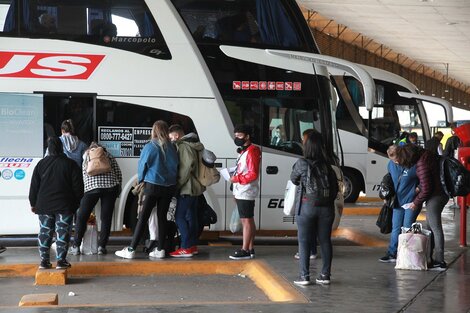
265, 51, 376, 112
397, 92, 454, 124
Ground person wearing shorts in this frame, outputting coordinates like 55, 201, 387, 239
229, 125, 261, 260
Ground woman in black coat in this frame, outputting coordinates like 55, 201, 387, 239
29, 137, 84, 269
290, 130, 338, 286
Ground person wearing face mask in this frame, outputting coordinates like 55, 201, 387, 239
229, 125, 261, 260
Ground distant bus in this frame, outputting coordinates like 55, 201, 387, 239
330, 65, 453, 202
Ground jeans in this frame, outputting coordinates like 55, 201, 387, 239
426, 193, 449, 263
38, 213, 73, 261
297, 200, 334, 279
175, 195, 199, 249
75, 187, 118, 248
131, 184, 174, 251
388, 207, 422, 256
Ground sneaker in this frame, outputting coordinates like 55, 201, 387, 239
149, 248, 165, 259
293, 276, 311, 286
294, 252, 318, 260
56, 260, 71, 269
250, 249, 255, 259
170, 248, 193, 258
115, 247, 135, 259
229, 249, 251, 260
379, 254, 396, 263
69, 244, 80, 256
0, 246, 6, 254
97, 246, 107, 255
429, 261, 447, 271
39, 260, 52, 269
190, 246, 199, 255
316, 273, 330, 285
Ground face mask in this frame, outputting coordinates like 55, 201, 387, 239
234, 137, 246, 147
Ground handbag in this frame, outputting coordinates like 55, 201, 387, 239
283, 180, 297, 216
229, 207, 242, 233
395, 223, 429, 270
376, 202, 393, 234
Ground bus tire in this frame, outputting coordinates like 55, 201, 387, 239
342, 169, 361, 203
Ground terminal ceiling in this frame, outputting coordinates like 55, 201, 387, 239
298, 0, 470, 103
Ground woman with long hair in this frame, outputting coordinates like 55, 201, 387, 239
116, 120, 178, 259
290, 130, 338, 285
395, 144, 449, 270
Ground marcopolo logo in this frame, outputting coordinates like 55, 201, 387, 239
0, 51, 105, 80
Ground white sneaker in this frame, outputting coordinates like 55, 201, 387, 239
115, 247, 135, 259
149, 248, 165, 259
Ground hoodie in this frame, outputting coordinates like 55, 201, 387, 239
175, 133, 205, 196
59, 134, 88, 167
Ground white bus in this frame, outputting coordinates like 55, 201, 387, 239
0, 0, 375, 235
330, 65, 453, 202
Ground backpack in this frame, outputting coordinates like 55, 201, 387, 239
196, 148, 220, 187
86, 146, 111, 176
439, 156, 470, 197
305, 160, 339, 206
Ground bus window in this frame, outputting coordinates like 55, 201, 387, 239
95, 99, 196, 157
1, 0, 171, 60
172, 0, 312, 51
224, 97, 317, 156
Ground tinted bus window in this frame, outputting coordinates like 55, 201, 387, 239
1, 0, 171, 60
172, 0, 317, 52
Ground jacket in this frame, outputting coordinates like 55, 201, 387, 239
83, 150, 122, 193
60, 134, 88, 167
413, 149, 445, 208
232, 144, 261, 200
29, 155, 84, 215
44, 134, 88, 167
387, 160, 418, 208
290, 158, 335, 212
138, 139, 178, 187
175, 133, 205, 196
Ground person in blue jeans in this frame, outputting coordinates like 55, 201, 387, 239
379, 145, 420, 263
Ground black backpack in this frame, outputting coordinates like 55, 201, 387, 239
439, 156, 470, 197
305, 160, 338, 206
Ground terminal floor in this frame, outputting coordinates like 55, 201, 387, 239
0, 202, 469, 313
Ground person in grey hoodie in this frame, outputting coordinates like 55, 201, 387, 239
58, 119, 88, 167
45, 119, 88, 168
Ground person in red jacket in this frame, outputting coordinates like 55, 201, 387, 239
229, 125, 261, 260
395, 144, 449, 270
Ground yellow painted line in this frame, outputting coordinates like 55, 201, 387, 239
357, 197, 381, 203
0, 260, 307, 304
343, 207, 381, 215
332, 227, 388, 247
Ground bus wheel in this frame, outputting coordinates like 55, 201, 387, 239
343, 170, 360, 203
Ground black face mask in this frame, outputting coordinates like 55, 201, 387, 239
234, 137, 246, 147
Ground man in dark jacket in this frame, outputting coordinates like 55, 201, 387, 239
29, 136, 84, 269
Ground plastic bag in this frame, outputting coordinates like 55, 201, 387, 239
80, 224, 98, 255
283, 180, 297, 216
376, 202, 393, 234
229, 208, 242, 233
395, 223, 429, 270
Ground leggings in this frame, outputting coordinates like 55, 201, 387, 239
38, 213, 73, 261
426, 193, 449, 263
